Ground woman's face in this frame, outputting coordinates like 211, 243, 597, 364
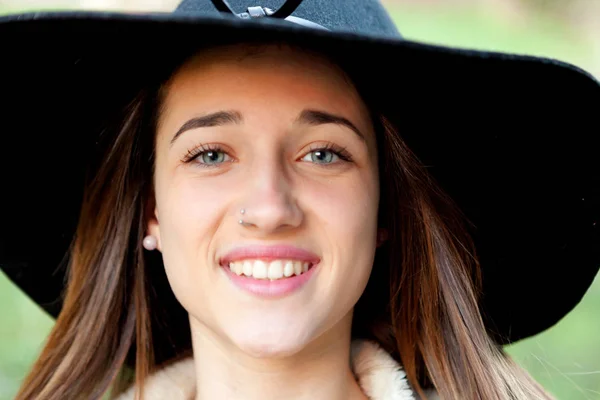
149, 44, 382, 357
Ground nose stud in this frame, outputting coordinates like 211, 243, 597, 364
239, 208, 249, 226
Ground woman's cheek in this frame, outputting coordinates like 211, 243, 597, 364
158, 173, 232, 263
309, 173, 379, 258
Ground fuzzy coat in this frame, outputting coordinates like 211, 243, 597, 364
116, 339, 439, 400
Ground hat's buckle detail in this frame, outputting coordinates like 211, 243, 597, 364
210, 0, 329, 30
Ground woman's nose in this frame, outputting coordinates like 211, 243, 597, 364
237, 157, 303, 235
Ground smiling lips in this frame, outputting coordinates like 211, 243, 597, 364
219, 245, 320, 297
228, 259, 311, 280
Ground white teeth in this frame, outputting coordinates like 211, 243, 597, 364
283, 261, 294, 277
243, 261, 253, 276
267, 260, 283, 279
229, 262, 243, 275
293, 261, 302, 276
228, 259, 313, 280
252, 260, 268, 279
234, 262, 243, 275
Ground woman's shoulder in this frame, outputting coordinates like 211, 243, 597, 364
115, 339, 439, 400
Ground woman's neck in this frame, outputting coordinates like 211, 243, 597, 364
189, 313, 368, 400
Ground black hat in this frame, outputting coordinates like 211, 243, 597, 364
1, 0, 599, 346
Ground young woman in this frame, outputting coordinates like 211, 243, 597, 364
1, 0, 598, 399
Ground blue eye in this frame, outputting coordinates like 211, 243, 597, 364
183, 143, 353, 168
200, 150, 228, 165
183, 144, 232, 167
300, 144, 352, 165
301, 149, 339, 164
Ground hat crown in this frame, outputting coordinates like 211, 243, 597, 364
174, 0, 401, 38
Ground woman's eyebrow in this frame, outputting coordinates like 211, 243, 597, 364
171, 110, 242, 146
295, 109, 365, 142
170, 108, 365, 146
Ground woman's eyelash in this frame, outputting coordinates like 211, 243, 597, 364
306, 143, 353, 162
181, 143, 224, 164
181, 142, 353, 165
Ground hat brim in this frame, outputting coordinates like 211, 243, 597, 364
1, 10, 599, 345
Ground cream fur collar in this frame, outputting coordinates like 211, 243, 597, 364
116, 339, 436, 400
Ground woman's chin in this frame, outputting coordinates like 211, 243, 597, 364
228, 330, 313, 359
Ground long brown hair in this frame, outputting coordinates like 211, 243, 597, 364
15, 43, 553, 400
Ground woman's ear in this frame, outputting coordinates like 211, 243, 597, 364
376, 228, 389, 247
146, 195, 162, 252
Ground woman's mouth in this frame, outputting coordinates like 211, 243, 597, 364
218, 245, 320, 298
226, 259, 313, 280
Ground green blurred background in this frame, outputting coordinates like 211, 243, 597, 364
1, 0, 599, 399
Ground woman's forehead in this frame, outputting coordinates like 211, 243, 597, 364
163, 43, 357, 98
157, 43, 374, 135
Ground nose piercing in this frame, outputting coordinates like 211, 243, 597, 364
239, 208, 248, 225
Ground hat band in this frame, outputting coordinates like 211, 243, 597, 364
210, 0, 329, 30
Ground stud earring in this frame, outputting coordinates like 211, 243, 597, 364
143, 235, 157, 251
